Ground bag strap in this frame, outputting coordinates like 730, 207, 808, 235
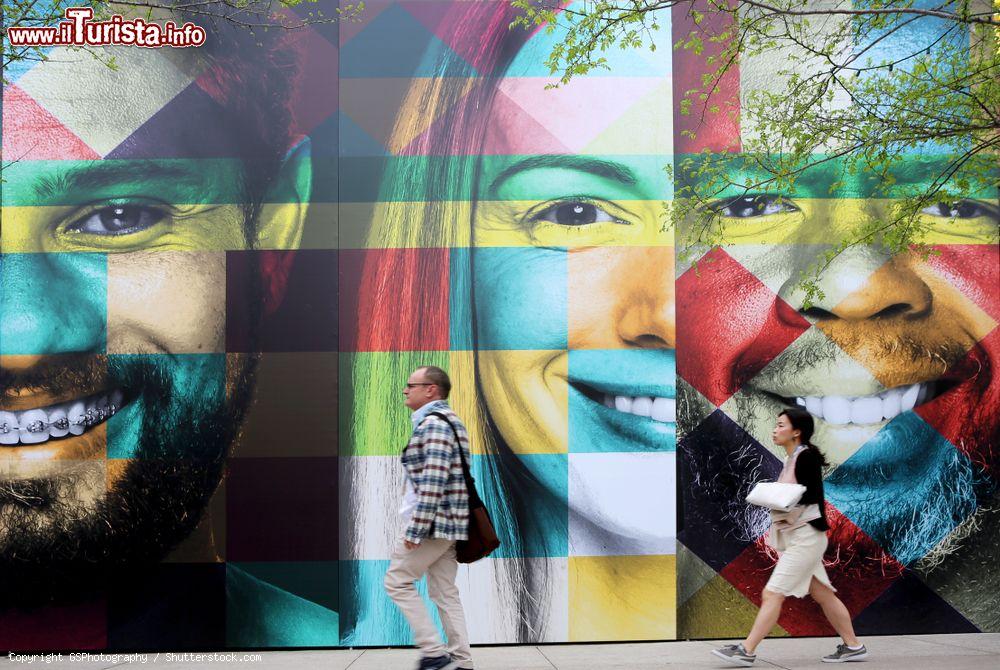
426, 411, 483, 507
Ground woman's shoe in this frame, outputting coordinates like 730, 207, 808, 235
712, 643, 756, 666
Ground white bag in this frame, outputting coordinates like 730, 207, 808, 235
745, 482, 806, 512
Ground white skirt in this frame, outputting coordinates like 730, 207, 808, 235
765, 524, 835, 598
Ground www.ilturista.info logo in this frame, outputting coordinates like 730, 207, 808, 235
7, 7, 207, 48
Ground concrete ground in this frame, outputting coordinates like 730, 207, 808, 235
4, 634, 998, 669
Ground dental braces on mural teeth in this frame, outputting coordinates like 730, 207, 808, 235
0, 391, 124, 444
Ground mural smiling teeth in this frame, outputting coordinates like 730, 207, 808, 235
793, 382, 935, 425
603, 394, 676, 423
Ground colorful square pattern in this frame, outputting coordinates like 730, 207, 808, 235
1, 0, 995, 653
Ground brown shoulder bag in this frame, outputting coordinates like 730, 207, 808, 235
429, 412, 501, 563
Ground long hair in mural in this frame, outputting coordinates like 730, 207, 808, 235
0, 0, 996, 652
338, 0, 675, 645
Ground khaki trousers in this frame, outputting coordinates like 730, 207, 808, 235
384, 537, 473, 667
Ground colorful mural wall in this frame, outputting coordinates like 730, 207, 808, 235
1, 4, 340, 649
0, 0, 996, 651
671, 6, 999, 639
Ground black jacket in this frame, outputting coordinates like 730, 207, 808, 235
793, 446, 830, 531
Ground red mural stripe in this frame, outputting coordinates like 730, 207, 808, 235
340, 247, 451, 352
671, 0, 741, 154
925, 245, 1000, 322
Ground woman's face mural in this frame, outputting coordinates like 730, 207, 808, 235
472, 91, 676, 547
469, 17, 678, 638
339, 2, 679, 645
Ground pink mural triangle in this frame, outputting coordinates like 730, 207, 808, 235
399, 0, 523, 74
480, 91, 573, 155
498, 77, 662, 153
2, 85, 100, 160
397, 87, 570, 156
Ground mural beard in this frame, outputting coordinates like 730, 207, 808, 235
680, 385, 996, 582
822, 419, 993, 566
0, 352, 258, 608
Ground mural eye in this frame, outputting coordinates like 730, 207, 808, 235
68, 205, 166, 236
920, 200, 997, 219
711, 194, 799, 218
533, 201, 622, 226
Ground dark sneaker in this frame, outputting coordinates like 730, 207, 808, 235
712, 643, 756, 667
417, 655, 457, 670
822, 644, 868, 663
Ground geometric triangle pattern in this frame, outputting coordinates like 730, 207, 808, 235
3, 0, 997, 654
339, 78, 425, 152
915, 326, 1000, 481
477, 90, 573, 155
678, 409, 780, 572
581, 79, 673, 156
851, 570, 980, 635
674, 0, 1000, 623
399, 0, 525, 75
677, 247, 812, 407
339, 111, 390, 157
496, 77, 666, 153
15, 45, 194, 157
105, 83, 239, 159
340, 3, 477, 79
2, 84, 100, 160
286, 24, 341, 139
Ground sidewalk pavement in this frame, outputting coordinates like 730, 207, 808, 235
3, 634, 998, 669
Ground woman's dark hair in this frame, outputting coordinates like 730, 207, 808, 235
778, 407, 828, 466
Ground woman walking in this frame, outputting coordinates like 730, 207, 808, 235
713, 408, 868, 665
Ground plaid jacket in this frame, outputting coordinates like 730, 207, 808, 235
402, 402, 471, 543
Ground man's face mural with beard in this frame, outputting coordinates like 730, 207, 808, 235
0, 7, 339, 650
0, 353, 254, 598
674, 14, 999, 637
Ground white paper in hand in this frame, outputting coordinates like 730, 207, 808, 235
745, 482, 807, 512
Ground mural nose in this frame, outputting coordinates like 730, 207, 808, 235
780, 248, 932, 323
617, 247, 676, 348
